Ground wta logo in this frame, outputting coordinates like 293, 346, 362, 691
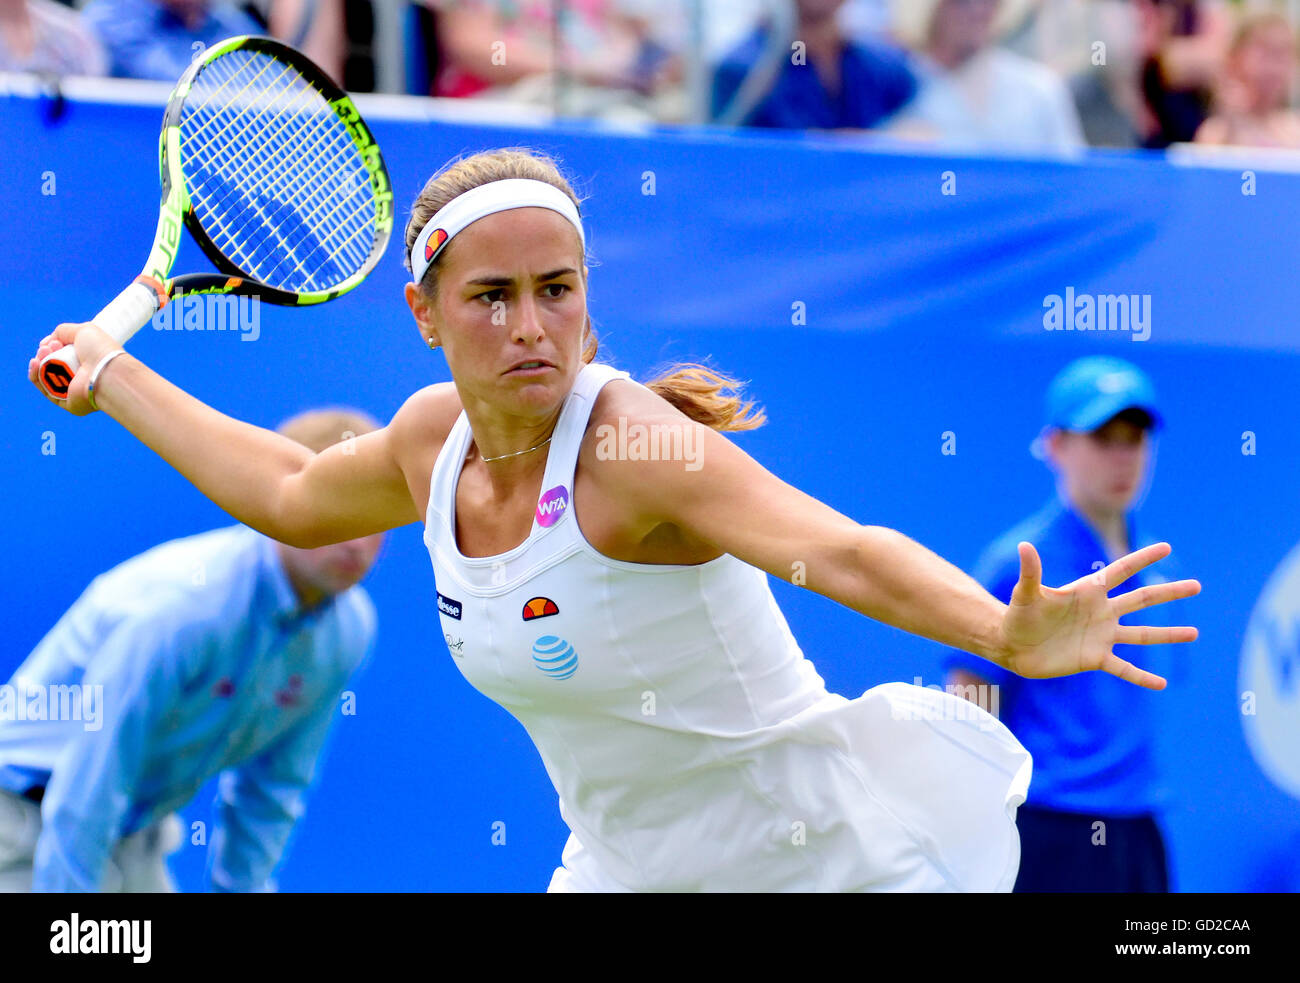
535, 486, 570, 527
532, 635, 578, 680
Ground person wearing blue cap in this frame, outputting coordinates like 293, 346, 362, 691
944, 355, 1189, 892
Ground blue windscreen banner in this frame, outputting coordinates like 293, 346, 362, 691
2, 85, 1297, 892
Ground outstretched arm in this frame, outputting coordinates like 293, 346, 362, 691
28, 322, 422, 548
598, 387, 1199, 688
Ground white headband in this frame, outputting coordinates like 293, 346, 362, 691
410, 178, 585, 284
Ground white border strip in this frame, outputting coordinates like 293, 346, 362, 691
0, 71, 555, 126
1166, 140, 1300, 174
14, 71, 1300, 173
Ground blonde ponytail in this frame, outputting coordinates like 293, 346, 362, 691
643, 363, 766, 432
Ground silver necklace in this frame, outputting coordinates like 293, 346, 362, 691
478, 435, 553, 463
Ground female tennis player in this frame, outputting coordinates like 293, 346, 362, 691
28, 148, 1199, 892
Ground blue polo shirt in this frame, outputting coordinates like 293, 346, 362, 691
82, 0, 263, 81
0, 525, 376, 892
711, 29, 916, 130
944, 493, 1188, 816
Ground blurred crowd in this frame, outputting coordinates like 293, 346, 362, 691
4, 0, 1300, 151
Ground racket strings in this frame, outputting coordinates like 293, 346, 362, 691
191, 78, 363, 281
191, 62, 357, 239
187, 66, 328, 282
185, 60, 372, 287
184, 56, 372, 278
185, 58, 333, 256
191, 66, 328, 211
180, 50, 377, 292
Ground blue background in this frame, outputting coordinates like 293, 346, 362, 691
2, 88, 1297, 891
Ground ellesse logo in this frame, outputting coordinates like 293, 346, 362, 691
522, 597, 559, 621
437, 591, 462, 620
424, 228, 448, 261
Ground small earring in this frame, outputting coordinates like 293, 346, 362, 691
427, 337, 436, 349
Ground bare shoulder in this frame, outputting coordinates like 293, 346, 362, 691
388, 382, 463, 473
587, 376, 687, 431
577, 376, 724, 561
382, 382, 464, 522
582, 377, 702, 473
579, 375, 721, 516
379, 382, 462, 499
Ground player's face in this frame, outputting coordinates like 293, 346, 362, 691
1052, 417, 1150, 514
279, 533, 385, 607
409, 207, 588, 419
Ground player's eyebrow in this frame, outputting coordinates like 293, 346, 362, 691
466, 268, 578, 287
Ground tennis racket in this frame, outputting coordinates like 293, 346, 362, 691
38, 34, 392, 399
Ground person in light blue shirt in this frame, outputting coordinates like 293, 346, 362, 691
0, 407, 384, 892
81, 0, 264, 81
944, 356, 1192, 892
884, 0, 1085, 152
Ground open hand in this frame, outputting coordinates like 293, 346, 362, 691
997, 541, 1200, 689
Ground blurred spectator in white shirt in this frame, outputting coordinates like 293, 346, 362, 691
0, 0, 107, 75
998, 0, 1149, 147
1195, 12, 1300, 149
886, 0, 1085, 151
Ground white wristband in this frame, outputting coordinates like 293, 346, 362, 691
87, 348, 128, 412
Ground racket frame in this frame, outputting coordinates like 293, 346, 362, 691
38, 34, 393, 399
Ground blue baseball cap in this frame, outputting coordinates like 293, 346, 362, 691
1044, 356, 1162, 433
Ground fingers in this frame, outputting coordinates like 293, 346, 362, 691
1114, 624, 1199, 645
29, 325, 90, 411
31, 325, 79, 362
52, 322, 82, 344
30, 334, 67, 376
1010, 541, 1042, 603
1101, 542, 1173, 591
1112, 578, 1202, 616
32, 337, 64, 360
30, 338, 61, 377
29, 342, 57, 395
1100, 653, 1168, 690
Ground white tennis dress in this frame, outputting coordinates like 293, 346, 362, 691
424, 362, 1033, 892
